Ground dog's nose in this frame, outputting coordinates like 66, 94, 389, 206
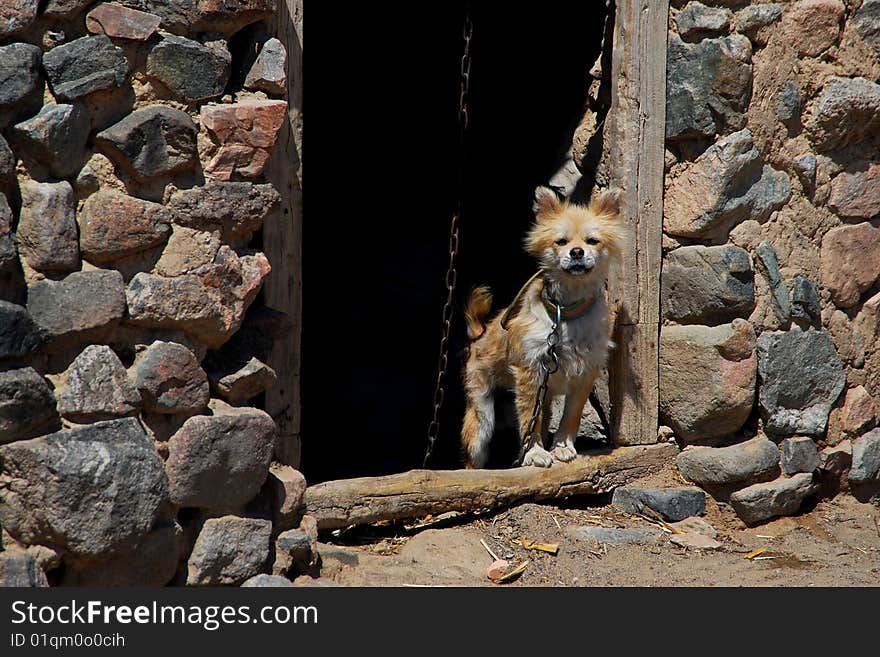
570, 247, 584, 259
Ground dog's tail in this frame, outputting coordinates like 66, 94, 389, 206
464, 286, 492, 341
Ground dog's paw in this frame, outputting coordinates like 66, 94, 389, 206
551, 443, 577, 462
522, 445, 554, 468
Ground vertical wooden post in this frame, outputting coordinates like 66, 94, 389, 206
265, 0, 304, 467
606, 0, 667, 445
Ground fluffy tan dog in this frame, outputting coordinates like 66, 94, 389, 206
461, 188, 627, 468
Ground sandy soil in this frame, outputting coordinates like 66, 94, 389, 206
311, 464, 880, 587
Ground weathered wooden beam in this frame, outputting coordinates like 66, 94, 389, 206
605, 0, 667, 445
304, 443, 678, 529
265, 0, 304, 467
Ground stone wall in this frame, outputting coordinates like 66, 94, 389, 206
663, 0, 880, 522
0, 1, 310, 587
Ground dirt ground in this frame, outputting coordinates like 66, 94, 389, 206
311, 463, 880, 587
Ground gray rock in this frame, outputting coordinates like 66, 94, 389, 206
729, 473, 817, 524
42, 35, 129, 101
661, 244, 754, 324
168, 181, 281, 239
274, 515, 318, 576
806, 76, 880, 152
0, 193, 17, 273
27, 270, 126, 347
781, 437, 820, 475
849, 428, 880, 483
666, 33, 752, 142
241, 574, 293, 588
794, 154, 817, 192
0, 43, 43, 127
852, 0, 880, 58
62, 523, 181, 586
754, 241, 791, 325
677, 437, 780, 487
612, 487, 706, 522
187, 516, 272, 586
16, 180, 79, 273
756, 329, 846, 437
736, 3, 783, 40
564, 525, 660, 545
244, 37, 287, 95
165, 406, 275, 510
268, 463, 307, 531
0, 367, 60, 445
660, 320, 756, 442
0, 300, 44, 363
146, 35, 231, 103
96, 105, 197, 180
0, 552, 48, 587
675, 2, 730, 40
0, 135, 15, 183
0, 417, 169, 558
57, 345, 141, 422
547, 391, 606, 441
42, 0, 92, 18
664, 130, 790, 239
0, 3, 39, 40
10, 104, 90, 179
210, 356, 277, 402
78, 190, 173, 263
778, 81, 801, 126
791, 275, 821, 326
134, 341, 208, 414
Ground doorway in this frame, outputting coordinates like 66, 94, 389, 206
304, 3, 609, 483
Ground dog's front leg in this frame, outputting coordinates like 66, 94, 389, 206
551, 374, 596, 462
513, 365, 553, 468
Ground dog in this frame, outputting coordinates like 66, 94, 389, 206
461, 187, 627, 468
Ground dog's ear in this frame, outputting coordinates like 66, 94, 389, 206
590, 187, 622, 218
533, 185, 562, 220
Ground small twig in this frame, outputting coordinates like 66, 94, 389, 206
553, 515, 562, 530
480, 538, 500, 562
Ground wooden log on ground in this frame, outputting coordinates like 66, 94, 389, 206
304, 443, 677, 529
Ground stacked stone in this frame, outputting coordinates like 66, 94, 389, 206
663, 0, 880, 523
0, 1, 308, 587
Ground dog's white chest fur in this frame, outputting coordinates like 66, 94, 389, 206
520, 297, 610, 384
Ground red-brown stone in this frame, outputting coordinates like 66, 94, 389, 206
781, 0, 844, 57
78, 189, 172, 263
820, 222, 880, 308
828, 164, 880, 221
86, 3, 161, 41
201, 100, 286, 180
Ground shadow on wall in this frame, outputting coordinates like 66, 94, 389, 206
304, 2, 608, 482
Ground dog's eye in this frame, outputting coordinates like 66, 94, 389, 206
554, 238, 567, 246
586, 237, 600, 245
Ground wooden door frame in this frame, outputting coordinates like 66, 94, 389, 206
265, 0, 304, 468
606, 0, 667, 446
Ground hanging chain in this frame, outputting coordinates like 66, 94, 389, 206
514, 303, 562, 467
424, 9, 473, 468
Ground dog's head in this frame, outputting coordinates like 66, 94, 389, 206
525, 187, 627, 279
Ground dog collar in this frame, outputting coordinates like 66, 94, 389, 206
541, 291, 596, 321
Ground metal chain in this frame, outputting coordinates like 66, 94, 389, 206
423, 9, 473, 468
514, 303, 562, 467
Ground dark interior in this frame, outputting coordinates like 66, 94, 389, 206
305, 2, 608, 482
